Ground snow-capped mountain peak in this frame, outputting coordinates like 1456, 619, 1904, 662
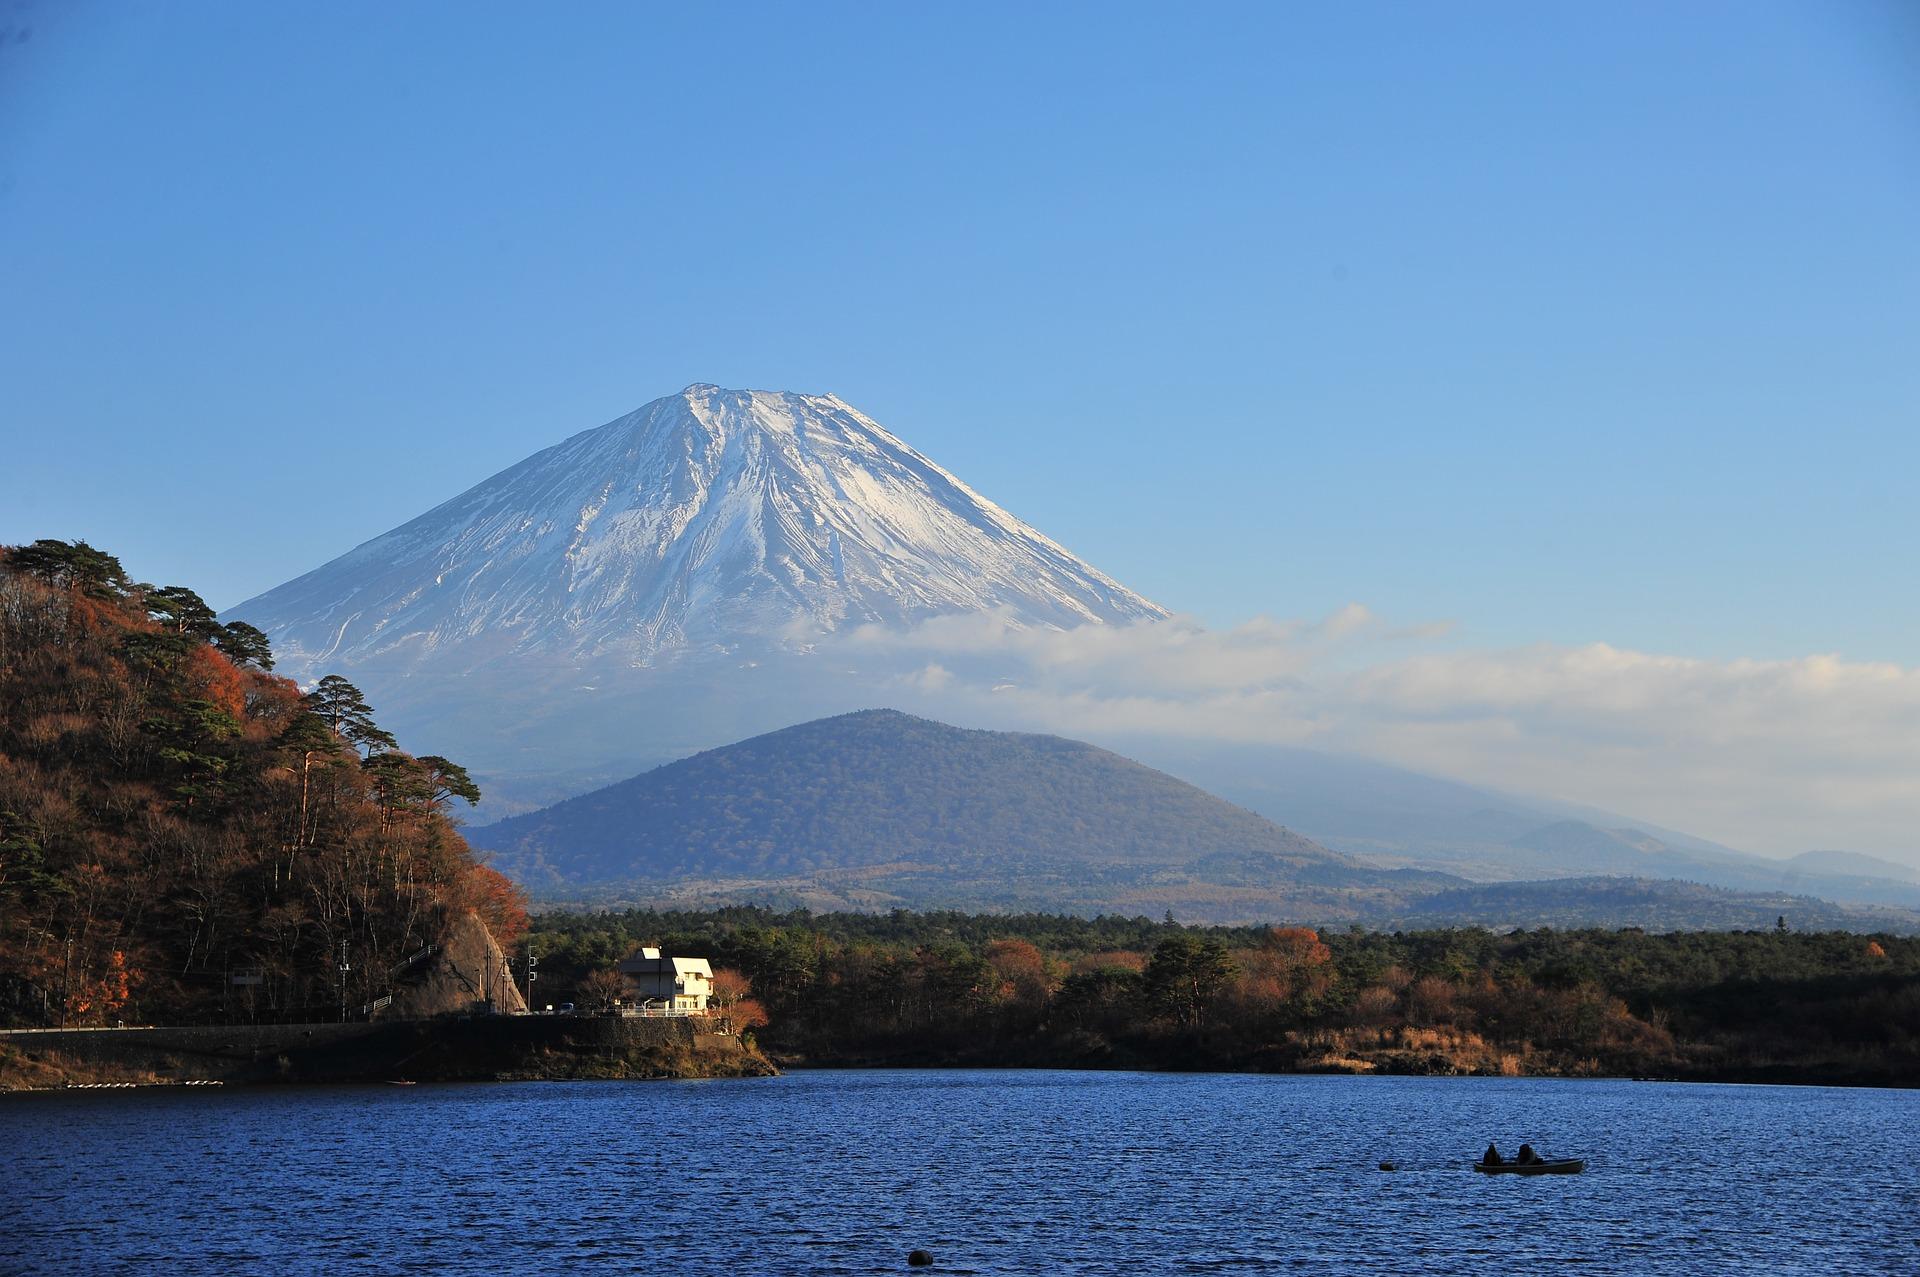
233, 385, 1167, 677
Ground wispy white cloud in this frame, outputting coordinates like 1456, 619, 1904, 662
829, 610, 1920, 861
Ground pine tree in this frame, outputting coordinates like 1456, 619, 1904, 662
418, 756, 482, 810
145, 585, 221, 640
302, 675, 395, 756
6, 539, 130, 599
214, 620, 275, 670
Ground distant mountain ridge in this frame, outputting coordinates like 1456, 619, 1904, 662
467, 709, 1919, 932
1120, 738, 1920, 911
466, 709, 1369, 888
1787, 849, 1920, 886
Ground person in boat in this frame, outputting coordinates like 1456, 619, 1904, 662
1516, 1143, 1540, 1165
1483, 1143, 1505, 1166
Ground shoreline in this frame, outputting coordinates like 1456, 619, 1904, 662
6, 1035, 1906, 1094
8, 1069, 1908, 1097
762, 1060, 1917, 1091
0, 1016, 774, 1091
8, 995, 1909, 1094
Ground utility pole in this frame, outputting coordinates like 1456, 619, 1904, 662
524, 941, 538, 1010
337, 941, 351, 1023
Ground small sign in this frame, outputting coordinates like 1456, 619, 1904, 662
231, 970, 264, 987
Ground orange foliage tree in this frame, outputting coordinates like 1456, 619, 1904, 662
984, 939, 1054, 1006
460, 865, 530, 951
0, 540, 523, 1027
708, 968, 770, 1036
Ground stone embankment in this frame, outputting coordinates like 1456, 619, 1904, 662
0, 1015, 774, 1090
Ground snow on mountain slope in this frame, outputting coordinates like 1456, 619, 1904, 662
234, 385, 1167, 677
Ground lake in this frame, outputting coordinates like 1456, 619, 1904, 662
5, 1070, 1916, 1274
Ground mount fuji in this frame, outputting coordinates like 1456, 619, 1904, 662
228, 384, 1913, 914
230, 385, 1167, 798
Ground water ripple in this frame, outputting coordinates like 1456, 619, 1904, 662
2, 1072, 1916, 1275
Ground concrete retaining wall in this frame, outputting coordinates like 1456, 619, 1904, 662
0, 1022, 383, 1082
1, 1015, 767, 1086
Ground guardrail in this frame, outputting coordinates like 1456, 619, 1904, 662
0, 1019, 400, 1035
389, 944, 435, 977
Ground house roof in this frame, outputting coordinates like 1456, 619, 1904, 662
617, 951, 712, 979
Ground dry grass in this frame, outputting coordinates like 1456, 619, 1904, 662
0, 1043, 161, 1091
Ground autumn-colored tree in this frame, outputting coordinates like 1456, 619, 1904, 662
1404, 976, 1459, 1028
0, 542, 517, 1028
67, 949, 135, 1019
1350, 985, 1399, 1028
708, 967, 770, 1036
1264, 926, 1332, 967
463, 865, 530, 950
1227, 925, 1335, 1027
984, 938, 1053, 1013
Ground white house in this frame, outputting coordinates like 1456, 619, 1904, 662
615, 947, 713, 1014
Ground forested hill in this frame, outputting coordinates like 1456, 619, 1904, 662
465, 712, 1920, 932
0, 540, 526, 1027
466, 710, 1365, 888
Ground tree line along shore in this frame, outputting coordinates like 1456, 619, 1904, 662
529, 907, 1920, 1087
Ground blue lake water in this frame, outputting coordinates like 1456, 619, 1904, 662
5, 1070, 1917, 1275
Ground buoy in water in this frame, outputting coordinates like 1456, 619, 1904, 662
908, 1249, 935, 1267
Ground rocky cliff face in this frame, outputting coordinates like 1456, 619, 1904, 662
391, 910, 529, 1018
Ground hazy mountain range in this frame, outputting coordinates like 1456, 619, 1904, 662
1115, 737, 1920, 911
227, 384, 1914, 918
464, 710, 1916, 932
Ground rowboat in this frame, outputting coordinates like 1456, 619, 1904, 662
1473, 1158, 1584, 1175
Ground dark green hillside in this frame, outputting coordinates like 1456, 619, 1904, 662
467, 709, 1353, 887
1384, 876, 1919, 934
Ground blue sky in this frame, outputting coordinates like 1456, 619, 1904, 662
3, 0, 1916, 666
